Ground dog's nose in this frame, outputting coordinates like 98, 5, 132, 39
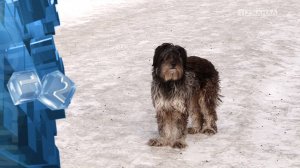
171, 62, 176, 68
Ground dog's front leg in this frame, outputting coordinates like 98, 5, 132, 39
148, 110, 188, 148
148, 110, 170, 147
170, 111, 188, 149
199, 98, 218, 135
188, 100, 203, 134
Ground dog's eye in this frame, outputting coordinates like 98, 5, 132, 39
165, 55, 171, 60
162, 56, 168, 61
160, 56, 166, 62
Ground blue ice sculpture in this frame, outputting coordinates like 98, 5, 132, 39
0, 0, 73, 167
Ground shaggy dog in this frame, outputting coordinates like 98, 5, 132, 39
148, 43, 220, 148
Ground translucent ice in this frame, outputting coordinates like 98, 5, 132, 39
38, 70, 76, 110
7, 70, 42, 105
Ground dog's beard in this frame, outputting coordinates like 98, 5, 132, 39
160, 66, 184, 82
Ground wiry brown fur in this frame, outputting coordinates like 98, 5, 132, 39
148, 43, 221, 149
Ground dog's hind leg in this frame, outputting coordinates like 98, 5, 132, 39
199, 80, 219, 135
188, 95, 203, 134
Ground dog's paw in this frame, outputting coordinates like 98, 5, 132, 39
172, 141, 187, 149
188, 127, 201, 134
201, 127, 217, 135
148, 138, 164, 147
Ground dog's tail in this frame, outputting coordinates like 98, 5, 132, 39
217, 94, 223, 103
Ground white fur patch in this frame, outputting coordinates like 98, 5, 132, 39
151, 72, 199, 113
154, 95, 186, 113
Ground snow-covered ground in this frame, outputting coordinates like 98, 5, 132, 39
54, 0, 300, 167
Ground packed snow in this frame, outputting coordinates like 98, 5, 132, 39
55, 0, 300, 167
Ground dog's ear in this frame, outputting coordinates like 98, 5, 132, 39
175, 45, 187, 65
153, 43, 173, 67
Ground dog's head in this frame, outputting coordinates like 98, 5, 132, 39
152, 43, 187, 82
